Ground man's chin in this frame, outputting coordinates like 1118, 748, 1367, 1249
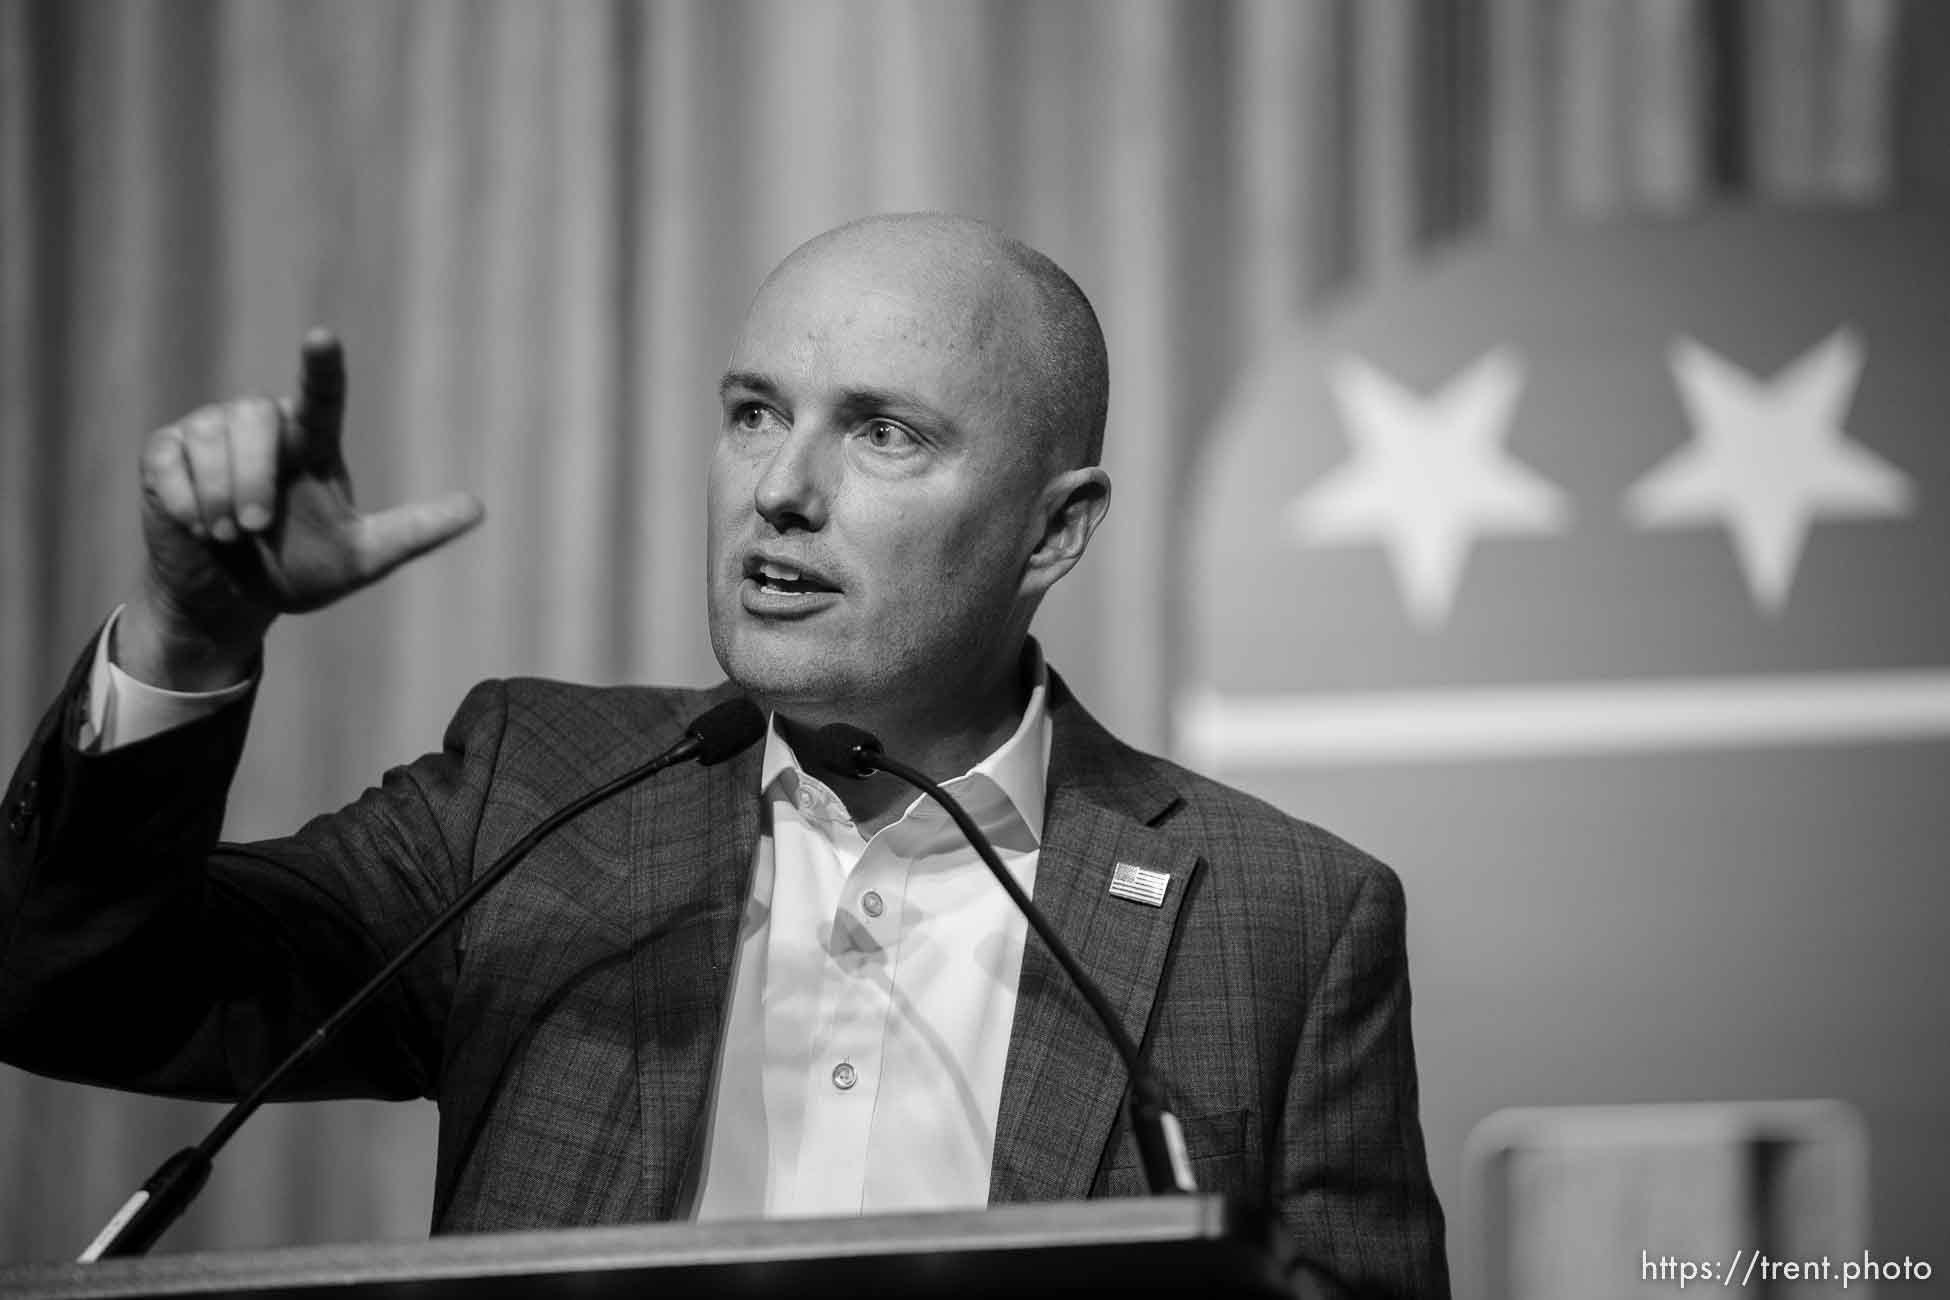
711, 637, 859, 719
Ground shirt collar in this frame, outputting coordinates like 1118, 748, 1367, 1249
757, 639, 1052, 841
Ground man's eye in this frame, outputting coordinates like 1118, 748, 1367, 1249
731, 403, 774, 431
862, 419, 916, 450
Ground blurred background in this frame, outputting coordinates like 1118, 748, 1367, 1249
2, 1, 1946, 1295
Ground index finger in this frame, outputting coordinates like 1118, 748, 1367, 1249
292, 327, 347, 447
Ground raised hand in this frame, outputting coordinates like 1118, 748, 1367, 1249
119, 330, 484, 690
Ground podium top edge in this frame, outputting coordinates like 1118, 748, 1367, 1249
1, 1195, 1286, 1299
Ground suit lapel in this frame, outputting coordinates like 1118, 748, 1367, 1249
627, 699, 762, 1218
988, 679, 1201, 1205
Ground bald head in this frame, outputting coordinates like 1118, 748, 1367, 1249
709, 211, 1117, 754
760, 213, 1109, 471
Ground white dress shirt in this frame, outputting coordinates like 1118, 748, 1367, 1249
690, 651, 1048, 1220
83, 607, 1050, 1220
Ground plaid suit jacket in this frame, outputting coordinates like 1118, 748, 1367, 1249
0, 639, 1446, 1297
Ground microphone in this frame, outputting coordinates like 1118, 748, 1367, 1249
79, 697, 767, 1262
806, 723, 1197, 1198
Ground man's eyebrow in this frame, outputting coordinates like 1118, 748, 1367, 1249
837, 385, 941, 419
718, 370, 778, 400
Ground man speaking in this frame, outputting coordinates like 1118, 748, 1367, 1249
0, 214, 1447, 1297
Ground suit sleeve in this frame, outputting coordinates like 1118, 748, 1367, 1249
1279, 861, 1450, 1299
0, 627, 510, 1104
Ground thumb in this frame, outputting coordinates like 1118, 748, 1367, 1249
352, 491, 486, 583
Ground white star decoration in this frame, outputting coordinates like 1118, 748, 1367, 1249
1625, 329, 1913, 615
1285, 349, 1571, 627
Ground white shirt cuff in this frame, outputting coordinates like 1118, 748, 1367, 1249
82, 605, 256, 752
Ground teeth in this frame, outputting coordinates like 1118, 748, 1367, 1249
758, 561, 802, 581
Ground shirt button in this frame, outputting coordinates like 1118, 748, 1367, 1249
861, 891, 884, 918
832, 1061, 858, 1090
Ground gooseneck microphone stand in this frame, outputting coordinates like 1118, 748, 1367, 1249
807, 722, 1197, 1197
79, 698, 767, 1261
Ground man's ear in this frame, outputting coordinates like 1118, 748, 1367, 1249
1021, 466, 1112, 599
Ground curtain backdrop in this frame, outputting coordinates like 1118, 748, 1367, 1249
1, 0, 1936, 1264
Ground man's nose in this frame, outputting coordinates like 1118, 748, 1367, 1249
753, 421, 830, 532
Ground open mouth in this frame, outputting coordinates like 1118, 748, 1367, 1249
744, 557, 840, 596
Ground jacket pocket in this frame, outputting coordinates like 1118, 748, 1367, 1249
1097, 1107, 1258, 1198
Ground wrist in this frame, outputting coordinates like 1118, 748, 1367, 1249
115, 584, 268, 692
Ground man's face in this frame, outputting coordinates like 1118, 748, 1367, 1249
705, 242, 1053, 730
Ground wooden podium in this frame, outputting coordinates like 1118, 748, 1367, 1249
0, 1196, 1323, 1298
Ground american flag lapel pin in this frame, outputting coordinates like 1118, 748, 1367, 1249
1108, 861, 1170, 907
